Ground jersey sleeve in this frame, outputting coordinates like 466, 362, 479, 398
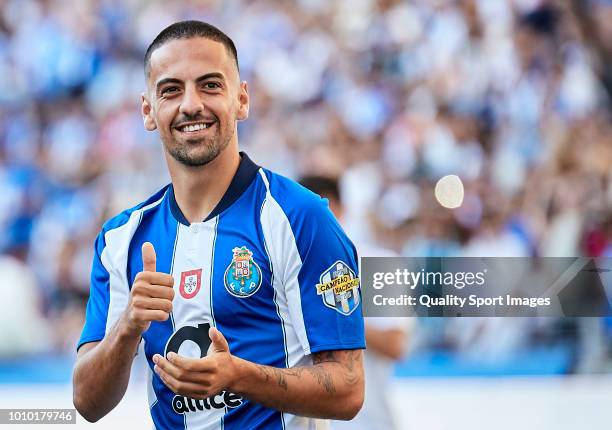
77, 231, 111, 351
281, 196, 365, 354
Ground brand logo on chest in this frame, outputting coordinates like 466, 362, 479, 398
179, 269, 202, 299
224, 246, 262, 298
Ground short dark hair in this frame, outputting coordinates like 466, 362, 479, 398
144, 20, 239, 77
299, 176, 341, 203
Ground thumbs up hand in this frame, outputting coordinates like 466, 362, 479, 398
141, 241, 157, 272
122, 242, 175, 336
152, 327, 241, 400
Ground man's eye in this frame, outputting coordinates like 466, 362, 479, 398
162, 87, 179, 95
204, 82, 221, 90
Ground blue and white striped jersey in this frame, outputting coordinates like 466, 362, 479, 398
78, 153, 365, 430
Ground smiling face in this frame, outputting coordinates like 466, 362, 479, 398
142, 37, 248, 167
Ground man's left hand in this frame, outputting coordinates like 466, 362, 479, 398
153, 327, 239, 399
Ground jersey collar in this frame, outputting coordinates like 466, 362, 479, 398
168, 151, 260, 225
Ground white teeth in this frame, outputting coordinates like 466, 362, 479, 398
180, 123, 210, 132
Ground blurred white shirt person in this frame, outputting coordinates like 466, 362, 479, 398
300, 176, 413, 430
0, 242, 50, 356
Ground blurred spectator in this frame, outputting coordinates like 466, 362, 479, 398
0, 234, 50, 356
300, 175, 413, 430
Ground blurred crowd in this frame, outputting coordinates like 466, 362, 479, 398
0, 0, 611, 372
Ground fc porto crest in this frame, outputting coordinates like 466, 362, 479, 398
179, 269, 202, 299
316, 261, 360, 315
224, 246, 262, 298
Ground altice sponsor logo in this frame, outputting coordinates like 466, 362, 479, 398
372, 268, 487, 290
172, 391, 243, 414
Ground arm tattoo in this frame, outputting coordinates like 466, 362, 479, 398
306, 365, 336, 394
255, 364, 309, 390
255, 364, 289, 390
312, 350, 339, 364
313, 349, 361, 387
275, 368, 288, 390
256, 350, 362, 395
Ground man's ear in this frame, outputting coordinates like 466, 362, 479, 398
141, 93, 157, 131
236, 81, 249, 121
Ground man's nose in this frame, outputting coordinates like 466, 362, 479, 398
179, 84, 204, 117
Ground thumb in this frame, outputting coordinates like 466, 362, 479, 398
209, 327, 229, 353
142, 242, 156, 272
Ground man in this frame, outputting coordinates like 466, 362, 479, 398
73, 21, 365, 429
300, 176, 412, 430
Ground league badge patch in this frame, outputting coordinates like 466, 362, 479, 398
179, 269, 202, 299
224, 246, 262, 298
316, 261, 360, 315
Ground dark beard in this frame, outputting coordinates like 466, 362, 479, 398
168, 127, 233, 167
